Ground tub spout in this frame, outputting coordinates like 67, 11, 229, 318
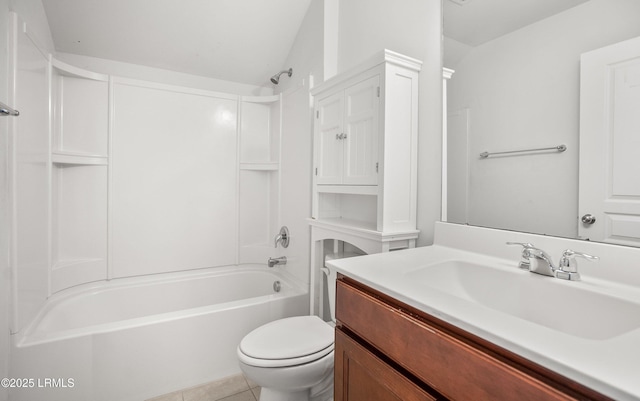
268, 256, 287, 268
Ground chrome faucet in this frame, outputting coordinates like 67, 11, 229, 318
507, 242, 598, 281
268, 256, 287, 268
527, 247, 558, 277
508, 242, 557, 276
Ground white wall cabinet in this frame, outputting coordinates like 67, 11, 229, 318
309, 50, 422, 316
315, 75, 379, 186
311, 50, 421, 236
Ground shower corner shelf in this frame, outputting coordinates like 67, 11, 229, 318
239, 162, 279, 171
52, 258, 105, 271
52, 150, 108, 166
52, 58, 109, 82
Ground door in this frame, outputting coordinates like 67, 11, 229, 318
579, 36, 640, 246
343, 75, 379, 185
315, 92, 344, 185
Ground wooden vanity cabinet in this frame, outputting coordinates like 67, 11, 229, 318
334, 275, 611, 401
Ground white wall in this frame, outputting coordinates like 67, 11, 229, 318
110, 82, 239, 279
8, 0, 53, 52
447, 0, 640, 238
276, 0, 324, 287
0, 0, 11, 398
337, 0, 443, 246
2, 1, 54, 398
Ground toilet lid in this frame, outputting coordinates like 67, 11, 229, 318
239, 316, 334, 360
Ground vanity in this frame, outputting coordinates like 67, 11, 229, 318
327, 222, 640, 401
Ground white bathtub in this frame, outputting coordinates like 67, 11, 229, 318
9, 265, 308, 401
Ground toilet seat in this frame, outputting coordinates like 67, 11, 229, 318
238, 342, 334, 368
238, 315, 335, 368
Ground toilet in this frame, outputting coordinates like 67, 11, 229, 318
237, 265, 338, 401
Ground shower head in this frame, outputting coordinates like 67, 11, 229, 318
270, 68, 293, 84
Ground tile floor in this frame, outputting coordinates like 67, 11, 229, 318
146, 374, 261, 401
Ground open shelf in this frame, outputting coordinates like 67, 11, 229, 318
52, 258, 105, 271
51, 57, 109, 158
51, 163, 108, 292
239, 162, 279, 171
316, 185, 378, 195
52, 58, 109, 81
311, 217, 378, 233
52, 150, 108, 166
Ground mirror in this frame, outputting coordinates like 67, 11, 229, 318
443, 0, 640, 244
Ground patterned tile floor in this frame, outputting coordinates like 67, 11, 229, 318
146, 374, 260, 401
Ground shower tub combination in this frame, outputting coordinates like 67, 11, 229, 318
9, 265, 308, 401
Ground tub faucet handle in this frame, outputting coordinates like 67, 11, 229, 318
274, 226, 290, 248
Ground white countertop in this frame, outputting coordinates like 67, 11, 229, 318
326, 223, 640, 401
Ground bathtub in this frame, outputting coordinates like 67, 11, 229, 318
9, 265, 308, 401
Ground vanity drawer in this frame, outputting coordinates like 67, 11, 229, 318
336, 278, 576, 401
335, 328, 440, 401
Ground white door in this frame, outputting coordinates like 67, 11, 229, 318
315, 92, 344, 185
343, 76, 379, 185
579, 36, 640, 246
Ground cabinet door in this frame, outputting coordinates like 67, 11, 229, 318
316, 92, 344, 184
335, 329, 439, 401
343, 75, 379, 185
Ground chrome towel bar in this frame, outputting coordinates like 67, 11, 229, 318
480, 144, 566, 159
0, 101, 19, 117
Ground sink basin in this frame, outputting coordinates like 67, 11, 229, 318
405, 260, 640, 340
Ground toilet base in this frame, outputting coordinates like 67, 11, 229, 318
259, 387, 310, 401
258, 388, 333, 401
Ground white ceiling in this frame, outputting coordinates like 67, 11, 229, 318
444, 0, 590, 46
41, 0, 312, 86
41, 0, 591, 86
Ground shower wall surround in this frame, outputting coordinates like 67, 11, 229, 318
111, 79, 239, 278
9, 13, 283, 334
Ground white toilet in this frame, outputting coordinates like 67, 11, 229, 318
237, 266, 338, 401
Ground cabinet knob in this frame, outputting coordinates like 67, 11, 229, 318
335, 133, 347, 140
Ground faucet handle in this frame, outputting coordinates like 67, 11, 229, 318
556, 249, 599, 281
506, 242, 535, 249
274, 226, 290, 248
506, 242, 536, 270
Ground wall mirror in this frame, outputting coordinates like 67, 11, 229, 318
443, 0, 640, 246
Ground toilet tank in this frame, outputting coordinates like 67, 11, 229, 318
323, 251, 365, 323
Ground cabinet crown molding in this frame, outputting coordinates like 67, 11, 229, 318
311, 49, 422, 96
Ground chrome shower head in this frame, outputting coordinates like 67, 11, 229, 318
270, 68, 293, 84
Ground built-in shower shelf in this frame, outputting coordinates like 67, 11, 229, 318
52, 58, 109, 81
52, 258, 105, 271
239, 162, 279, 171
52, 151, 108, 166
